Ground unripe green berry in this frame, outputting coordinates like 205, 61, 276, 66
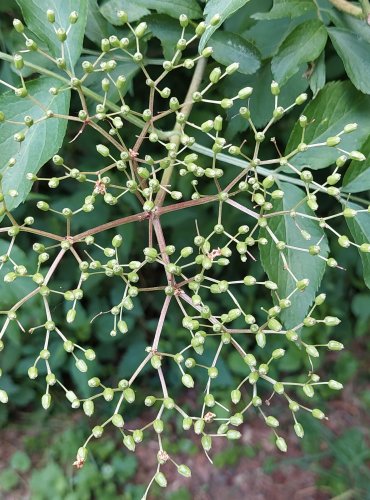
96, 144, 110, 157
327, 340, 344, 350
312, 408, 325, 419
325, 135, 340, 147
28, 366, 38, 379
305, 345, 319, 358
324, 316, 340, 326
266, 416, 279, 427
14, 54, 24, 70
75, 358, 88, 372
328, 379, 343, 390
177, 464, 191, 477
209, 67, 222, 84
123, 434, 135, 451
289, 400, 300, 412
272, 348, 285, 359
238, 86, 253, 99
88, 377, 100, 388
112, 413, 124, 427
294, 422, 304, 438
201, 434, 212, 451
360, 243, 370, 253
271, 81, 280, 95
194, 419, 205, 434
303, 385, 314, 398
123, 387, 135, 403
83, 400, 94, 417
202, 47, 213, 57
276, 436, 287, 452
117, 10, 128, 23
155, 472, 167, 488
295, 93, 307, 105
349, 151, 365, 161
0, 390, 8, 403
13, 19, 24, 32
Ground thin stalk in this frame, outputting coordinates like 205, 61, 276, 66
328, 0, 363, 18
190, 142, 370, 205
81, 48, 165, 65
154, 58, 207, 207
0, 51, 149, 132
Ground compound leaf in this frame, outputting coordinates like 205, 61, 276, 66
271, 19, 327, 85
328, 27, 370, 95
210, 31, 261, 75
0, 77, 70, 220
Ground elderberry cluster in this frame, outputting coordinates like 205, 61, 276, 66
0, 7, 369, 496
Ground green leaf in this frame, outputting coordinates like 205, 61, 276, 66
333, 12, 370, 44
145, 14, 184, 60
0, 469, 19, 492
259, 182, 329, 328
346, 203, 370, 289
342, 136, 370, 193
252, 0, 316, 20
10, 451, 31, 472
328, 27, 370, 95
85, 0, 112, 44
286, 81, 370, 170
241, 17, 293, 59
0, 77, 70, 219
100, 0, 149, 25
135, 0, 202, 19
16, 0, 87, 72
102, 0, 202, 23
199, 0, 251, 52
272, 19, 327, 85
309, 50, 326, 97
224, 0, 270, 33
209, 31, 261, 75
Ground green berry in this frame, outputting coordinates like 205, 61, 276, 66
83, 400, 94, 416
294, 422, 304, 438
182, 374, 194, 388
13, 19, 24, 32
328, 379, 343, 390
177, 464, 191, 477
327, 340, 344, 351
155, 472, 167, 488
112, 414, 124, 427
276, 437, 287, 452
312, 408, 325, 420
266, 416, 279, 428
226, 430, 241, 440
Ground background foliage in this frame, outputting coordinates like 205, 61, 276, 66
0, 0, 369, 498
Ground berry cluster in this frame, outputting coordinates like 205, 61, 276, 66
0, 8, 369, 495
